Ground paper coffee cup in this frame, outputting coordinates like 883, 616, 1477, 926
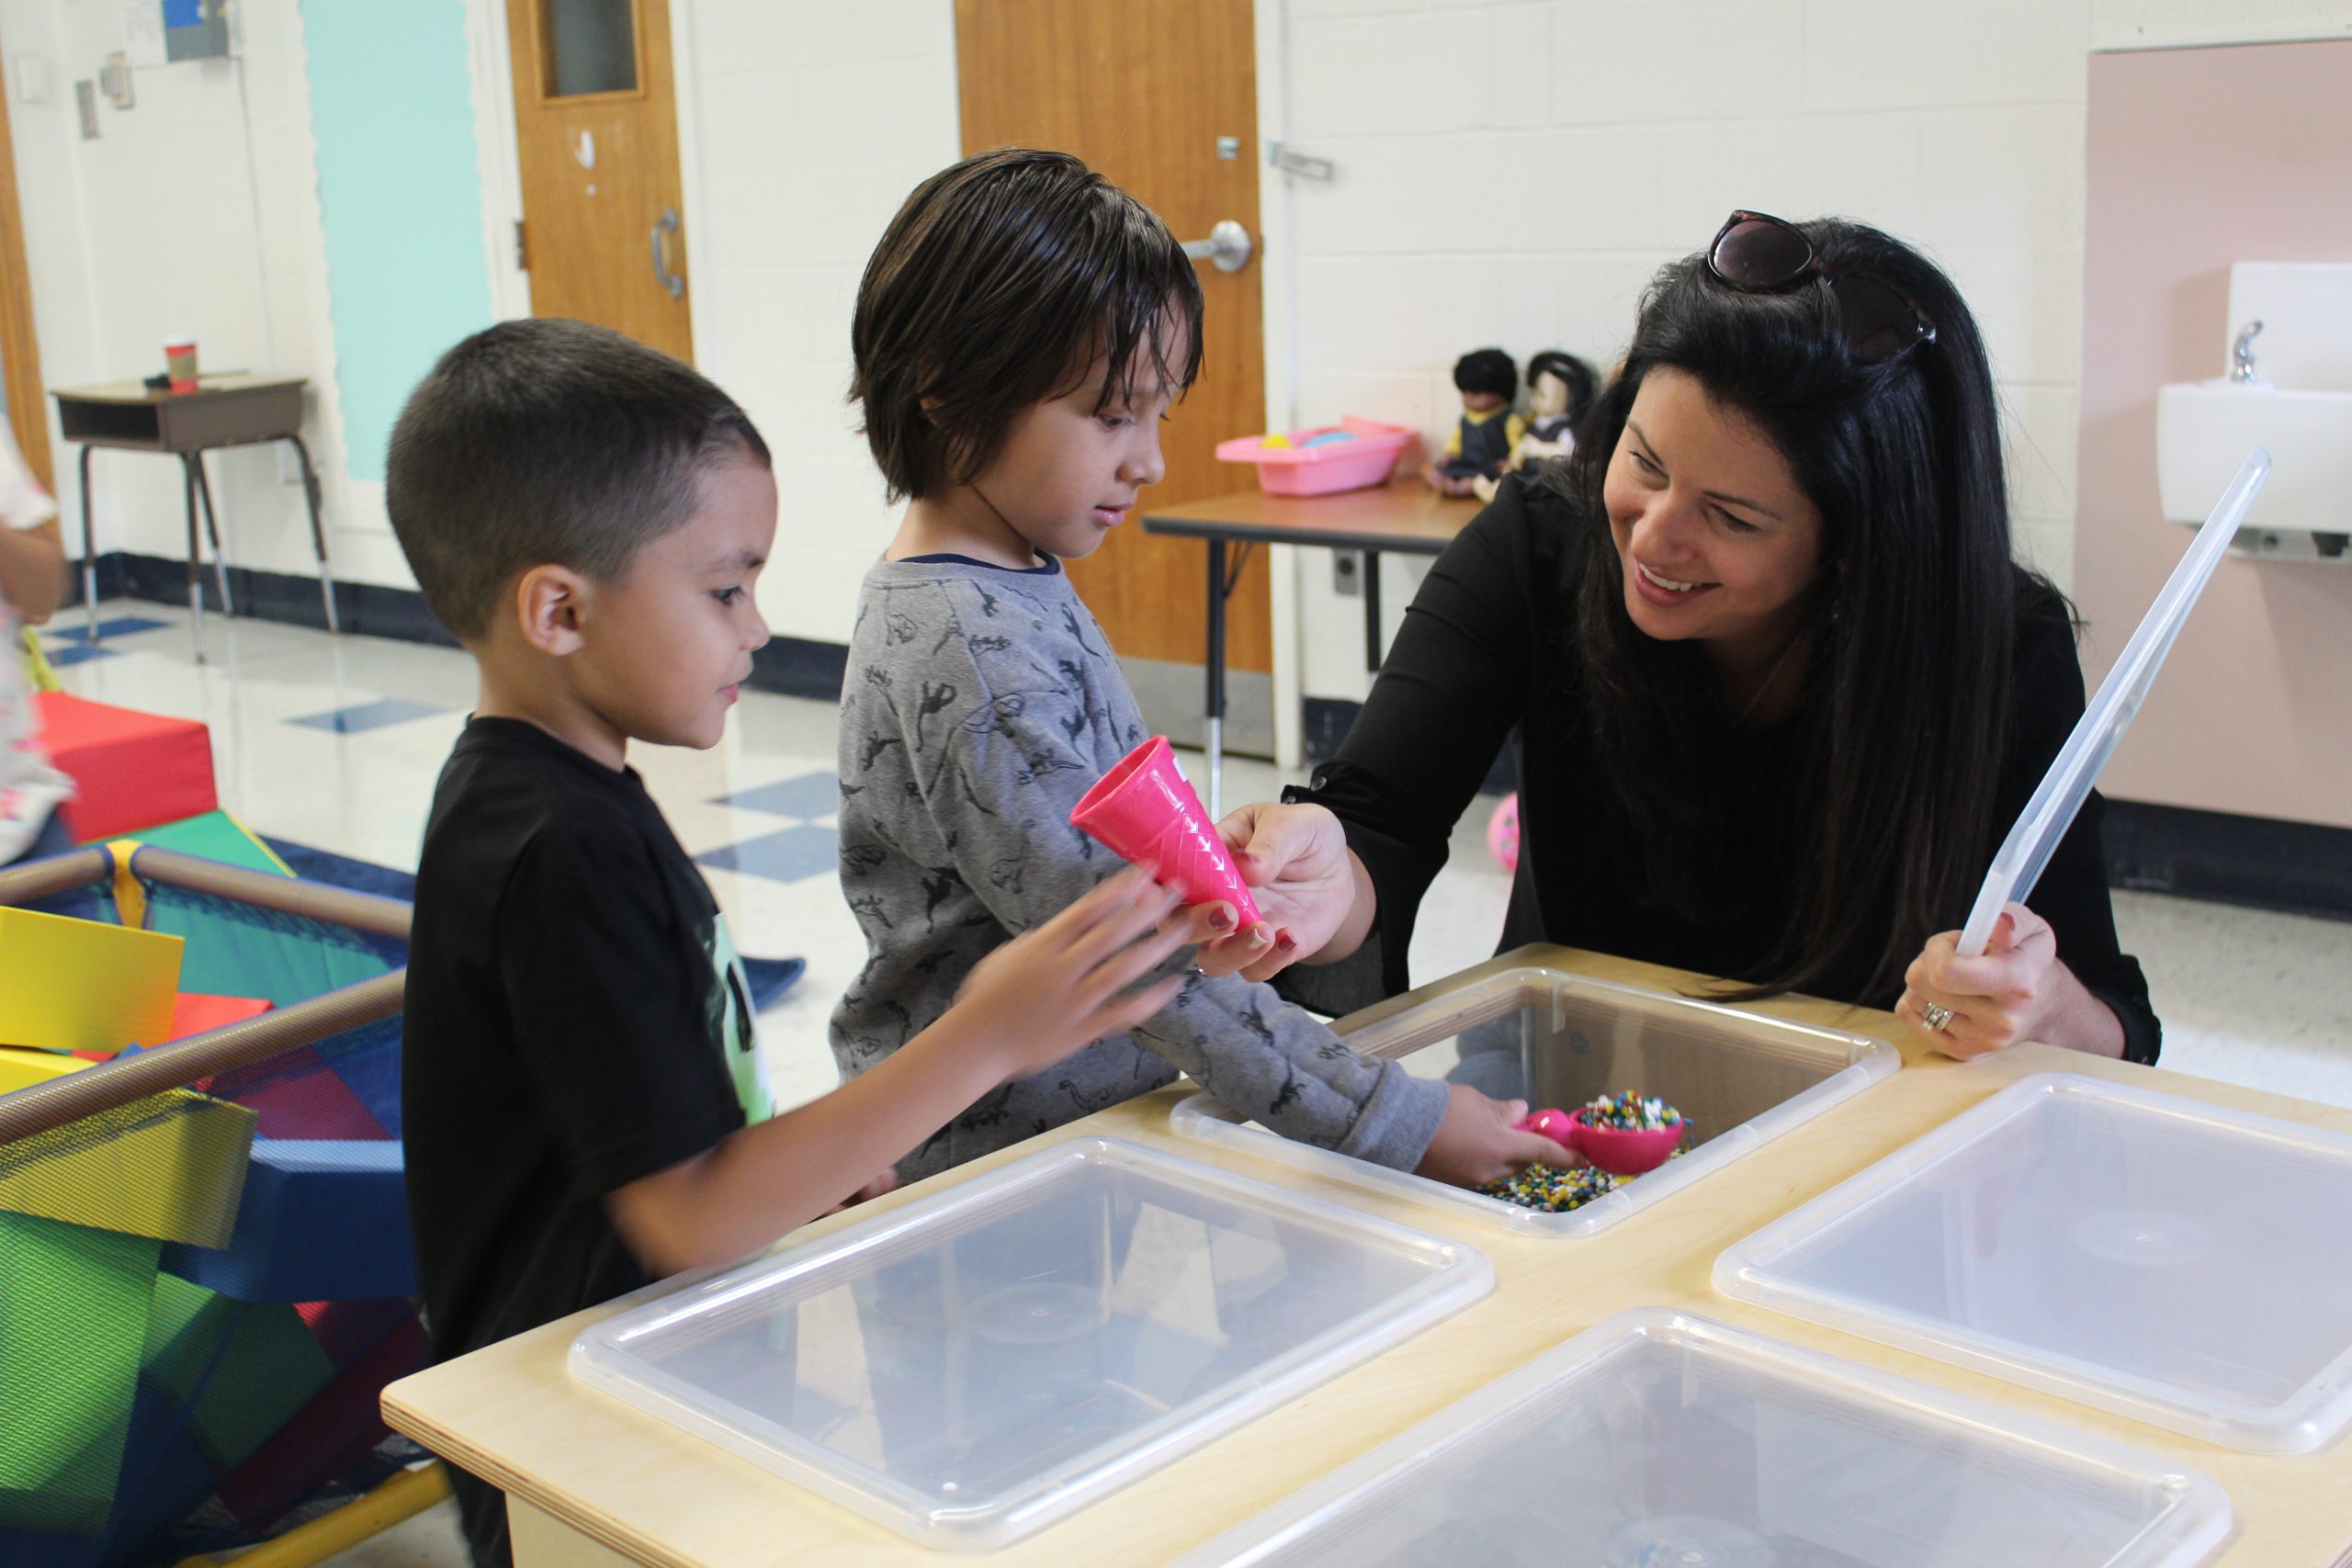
163, 337, 198, 394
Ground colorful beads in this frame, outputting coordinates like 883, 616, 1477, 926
1480, 1089, 1690, 1213
1581, 1090, 1681, 1132
1479, 1163, 1625, 1213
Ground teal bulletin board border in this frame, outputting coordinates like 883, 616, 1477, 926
300, 0, 492, 483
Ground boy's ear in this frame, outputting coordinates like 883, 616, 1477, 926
511, 564, 592, 657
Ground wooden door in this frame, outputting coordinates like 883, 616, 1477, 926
955, 0, 1271, 681
0, 40, 50, 492
503, 0, 694, 364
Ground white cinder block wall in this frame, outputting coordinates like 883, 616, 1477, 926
676, 0, 959, 649
0, 1, 406, 586
1273, 0, 2091, 705
1273, 0, 2352, 709
8, 0, 2349, 690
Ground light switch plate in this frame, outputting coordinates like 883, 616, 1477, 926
74, 79, 98, 139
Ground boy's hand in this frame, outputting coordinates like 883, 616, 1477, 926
949, 867, 1190, 1080
1414, 1084, 1563, 1189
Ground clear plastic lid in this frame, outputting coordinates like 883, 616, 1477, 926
1172, 1308, 2232, 1568
1716, 1072, 2352, 1452
1958, 448, 2268, 955
1172, 967, 1897, 1235
569, 1137, 1492, 1550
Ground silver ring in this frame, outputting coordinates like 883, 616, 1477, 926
1920, 1000, 1954, 1032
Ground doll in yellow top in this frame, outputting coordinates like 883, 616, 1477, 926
1420, 348, 1524, 498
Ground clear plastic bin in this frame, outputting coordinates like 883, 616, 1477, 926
1170, 1308, 2233, 1568
1716, 1072, 2352, 1453
569, 1137, 1492, 1550
1172, 966, 1898, 1235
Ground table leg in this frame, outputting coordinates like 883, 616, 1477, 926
287, 434, 338, 632
180, 456, 205, 662
189, 450, 234, 618
508, 1496, 641, 1565
1204, 537, 1227, 822
1363, 548, 1383, 673
77, 445, 96, 645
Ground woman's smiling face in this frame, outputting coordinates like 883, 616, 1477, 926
1601, 366, 1826, 670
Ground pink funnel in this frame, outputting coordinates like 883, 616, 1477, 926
1070, 736, 1261, 927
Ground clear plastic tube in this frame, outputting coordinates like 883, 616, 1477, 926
1956, 447, 2271, 957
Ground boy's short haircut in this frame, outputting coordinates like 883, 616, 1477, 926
1453, 348, 1517, 399
850, 147, 1206, 502
386, 318, 770, 643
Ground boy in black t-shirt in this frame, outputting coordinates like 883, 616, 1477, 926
386, 320, 1193, 1568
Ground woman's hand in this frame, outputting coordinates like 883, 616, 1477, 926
1193, 801, 1368, 982
1899, 904, 2125, 1060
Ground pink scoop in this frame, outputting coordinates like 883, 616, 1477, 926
1514, 1106, 1686, 1177
1069, 736, 1261, 926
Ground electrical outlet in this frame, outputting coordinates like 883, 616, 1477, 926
74, 79, 98, 140
1332, 552, 1360, 597
98, 51, 131, 109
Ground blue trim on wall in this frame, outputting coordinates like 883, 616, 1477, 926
67, 551, 853, 702
300, 0, 492, 482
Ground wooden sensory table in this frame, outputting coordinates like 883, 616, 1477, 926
382, 945, 2352, 1566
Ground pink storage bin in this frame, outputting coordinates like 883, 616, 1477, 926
1215, 416, 1416, 497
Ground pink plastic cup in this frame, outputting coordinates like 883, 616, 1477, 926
1567, 1109, 1685, 1177
1070, 736, 1261, 926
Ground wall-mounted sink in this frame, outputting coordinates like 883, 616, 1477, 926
2153, 262, 2352, 563
2156, 380, 2350, 559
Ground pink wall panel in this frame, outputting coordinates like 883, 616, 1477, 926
2079, 39, 2352, 828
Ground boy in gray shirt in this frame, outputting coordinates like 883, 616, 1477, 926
831, 149, 1559, 1185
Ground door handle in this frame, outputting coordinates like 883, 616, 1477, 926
650, 208, 685, 299
1180, 220, 1253, 274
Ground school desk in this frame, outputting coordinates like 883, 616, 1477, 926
51, 374, 338, 660
381, 946, 2352, 1566
1139, 476, 1479, 814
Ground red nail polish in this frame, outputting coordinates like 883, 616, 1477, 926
1208, 908, 1233, 931
1276, 931, 1298, 952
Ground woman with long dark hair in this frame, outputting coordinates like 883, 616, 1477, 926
1205, 212, 2157, 1061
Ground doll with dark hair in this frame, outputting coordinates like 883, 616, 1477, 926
1521, 350, 1595, 456
1420, 347, 1525, 497
1475, 349, 1598, 502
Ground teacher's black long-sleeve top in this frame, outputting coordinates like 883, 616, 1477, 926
1284, 476, 2161, 1064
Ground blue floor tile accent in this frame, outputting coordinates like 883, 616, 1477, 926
712, 771, 840, 820
45, 643, 120, 667
286, 697, 450, 734
44, 615, 171, 646
695, 824, 840, 884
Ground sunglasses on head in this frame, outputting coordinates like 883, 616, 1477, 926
1706, 210, 1937, 366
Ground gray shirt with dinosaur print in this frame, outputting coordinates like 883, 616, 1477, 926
829, 554, 1450, 1184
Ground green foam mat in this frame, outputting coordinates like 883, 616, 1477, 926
141, 886, 390, 1008
97, 809, 291, 879
0, 1212, 160, 1535
142, 1275, 335, 1471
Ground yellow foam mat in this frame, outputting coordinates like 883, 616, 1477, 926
0, 1045, 94, 1092
0, 907, 182, 1055
0, 1089, 256, 1248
